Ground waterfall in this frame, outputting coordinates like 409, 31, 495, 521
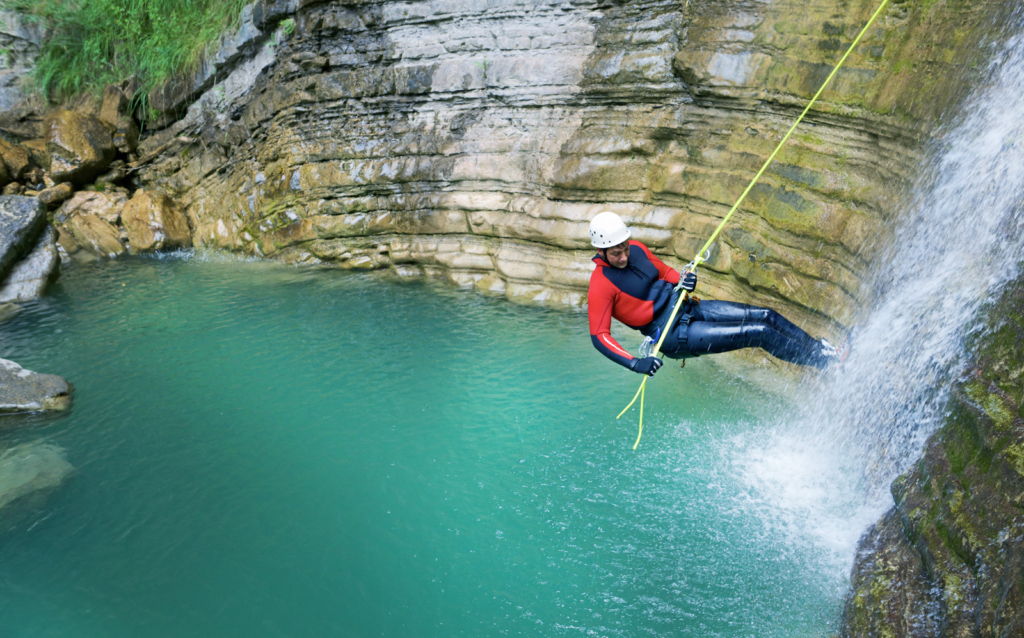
732, 31, 1024, 570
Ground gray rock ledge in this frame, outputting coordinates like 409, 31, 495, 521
0, 357, 71, 413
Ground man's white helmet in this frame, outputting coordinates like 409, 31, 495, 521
589, 211, 630, 248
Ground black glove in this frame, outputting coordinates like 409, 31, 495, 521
630, 356, 663, 377
679, 271, 697, 292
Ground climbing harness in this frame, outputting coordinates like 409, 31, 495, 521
618, 0, 891, 449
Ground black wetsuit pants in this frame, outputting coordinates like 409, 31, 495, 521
658, 300, 831, 369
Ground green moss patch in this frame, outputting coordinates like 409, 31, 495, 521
4, 0, 251, 101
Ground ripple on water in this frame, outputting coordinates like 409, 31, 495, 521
0, 256, 848, 637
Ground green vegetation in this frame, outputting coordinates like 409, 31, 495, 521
4, 0, 251, 101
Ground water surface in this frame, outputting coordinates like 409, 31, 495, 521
0, 255, 843, 637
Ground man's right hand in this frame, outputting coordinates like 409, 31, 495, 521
630, 356, 663, 377
679, 271, 697, 292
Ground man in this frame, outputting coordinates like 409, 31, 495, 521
587, 211, 844, 376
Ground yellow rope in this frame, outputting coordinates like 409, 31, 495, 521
619, 0, 891, 450
632, 380, 646, 449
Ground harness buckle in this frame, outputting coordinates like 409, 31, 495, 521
638, 335, 657, 358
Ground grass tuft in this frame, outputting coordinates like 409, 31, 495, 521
4, 0, 251, 103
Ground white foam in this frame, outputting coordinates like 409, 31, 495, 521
733, 31, 1024, 576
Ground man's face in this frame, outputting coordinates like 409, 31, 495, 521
600, 240, 630, 269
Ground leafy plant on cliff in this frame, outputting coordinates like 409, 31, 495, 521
2, 0, 250, 101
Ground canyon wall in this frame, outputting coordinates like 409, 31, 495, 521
0, 0, 1020, 630
135, 0, 1010, 338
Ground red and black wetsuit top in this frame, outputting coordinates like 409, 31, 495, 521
588, 240, 680, 369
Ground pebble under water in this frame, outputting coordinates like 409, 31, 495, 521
0, 254, 848, 637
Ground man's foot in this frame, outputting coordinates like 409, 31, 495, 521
820, 338, 851, 366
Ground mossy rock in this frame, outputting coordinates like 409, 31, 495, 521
842, 267, 1024, 636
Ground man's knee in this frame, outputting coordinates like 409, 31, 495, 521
746, 306, 779, 326
743, 323, 770, 347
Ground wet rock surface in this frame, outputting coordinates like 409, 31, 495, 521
20, 138, 48, 172
842, 273, 1024, 637
0, 225, 58, 302
0, 358, 71, 413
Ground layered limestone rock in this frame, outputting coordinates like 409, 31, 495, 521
842, 273, 1024, 636
135, 0, 1011, 337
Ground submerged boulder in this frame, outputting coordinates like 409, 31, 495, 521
121, 190, 192, 252
0, 195, 45, 276
45, 109, 116, 185
0, 441, 74, 520
0, 358, 71, 413
0, 225, 58, 303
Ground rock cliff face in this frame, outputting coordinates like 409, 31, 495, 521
842, 270, 1024, 637
136, 0, 1011, 337
0, 10, 44, 140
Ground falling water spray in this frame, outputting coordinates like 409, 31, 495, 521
736, 30, 1024, 567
